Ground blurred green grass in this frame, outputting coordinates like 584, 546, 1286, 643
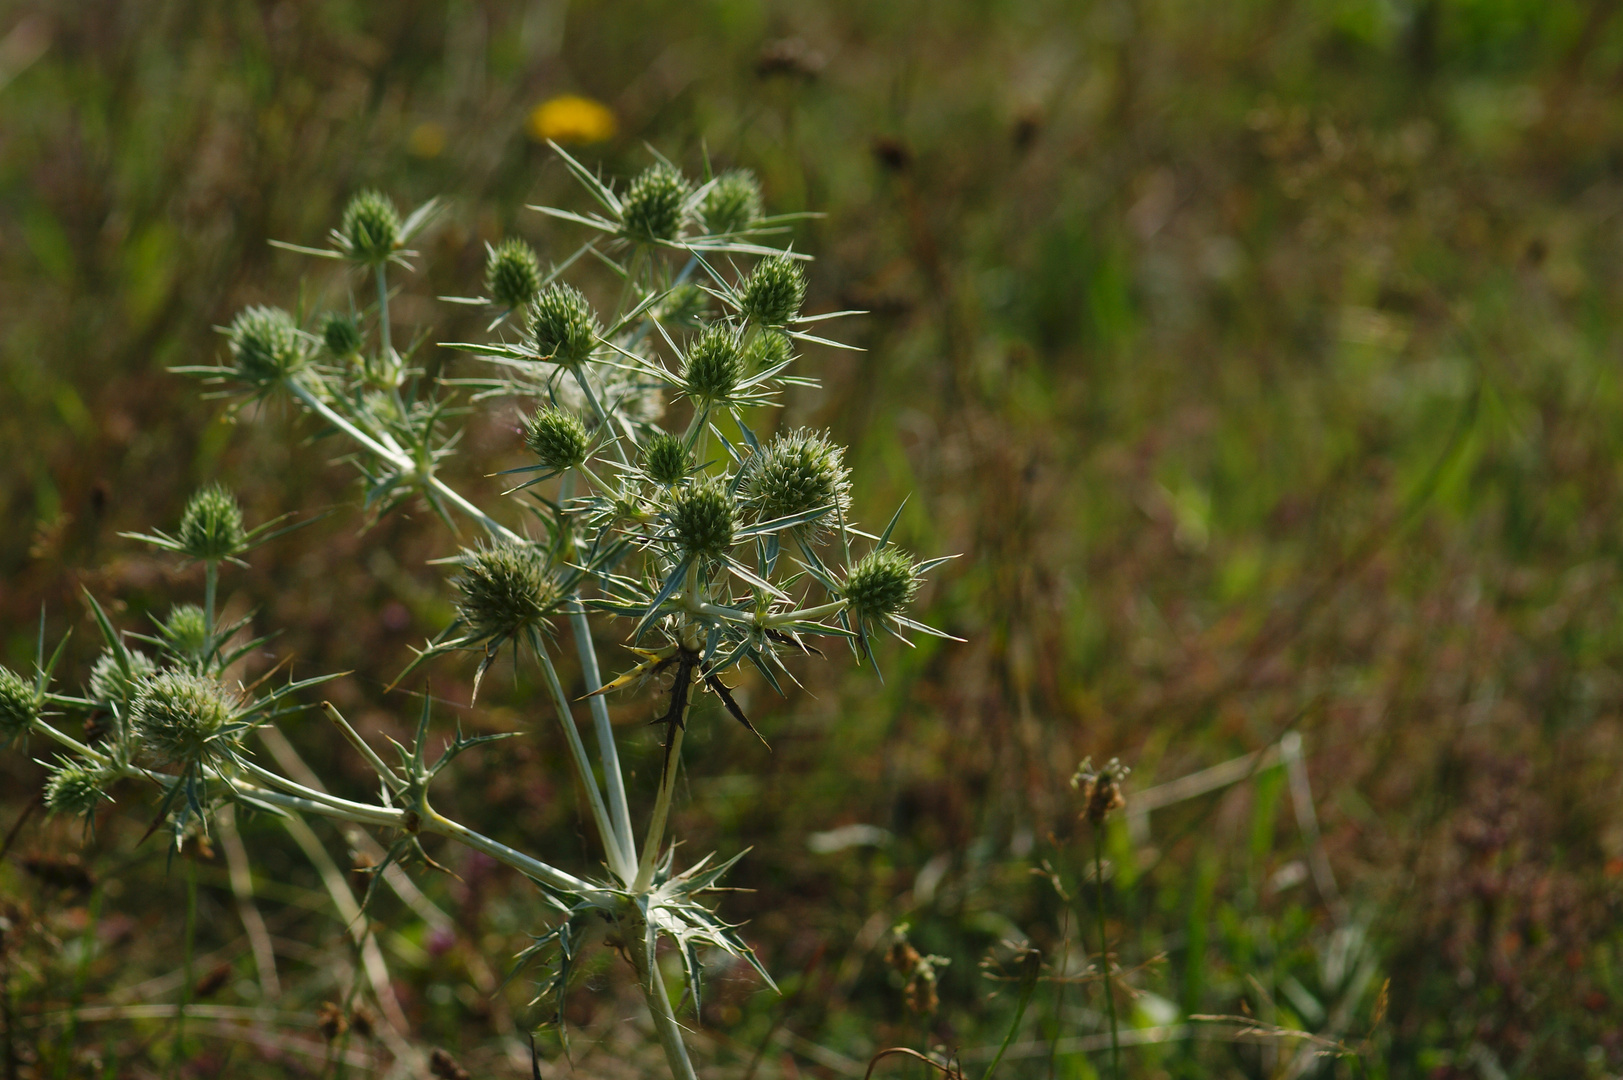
5, 0, 1623, 1076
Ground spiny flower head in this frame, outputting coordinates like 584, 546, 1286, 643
642, 432, 690, 485
132, 671, 242, 765
667, 475, 735, 559
745, 329, 793, 372
44, 760, 111, 818
681, 324, 747, 404
486, 238, 543, 309
177, 483, 246, 562
842, 548, 920, 624
702, 170, 763, 235
340, 189, 401, 263
320, 311, 362, 357
620, 162, 691, 244
89, 649, 156, 709
528, 283, 600, 367
453, 542, 562, 642
738, 254, 806, 328
163, 604, 209, 658
524, 405, 589, 471
227, 306, 307, 384
747, 428, 850, 537
0, 665, 36, 744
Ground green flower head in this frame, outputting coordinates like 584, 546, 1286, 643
738, 254, 806, 328
702, 170, 763, 236
44, 760, 111, 818
842, 548, 920, 624
486, 237, 543, 309
0, 665, 37, 744
340, 189, 401, 263
745, 329, 793, 372
620, 162, 691, 243
453, 542, 562, 642
320, 311, 363, 357
163, 604, 209, 658
747, 429, 850, 539
524, 405, 589, 471
667, 475, 735, 559
642, 432, 691, 485
89, 649, 156, 709
528, 283, 600, 367
681, 324, 747, 404
227, 306, 307, 384
132, 671, 242, 765
178, 483, 246, 562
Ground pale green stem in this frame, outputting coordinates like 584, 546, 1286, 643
568, 362, 631, 465
535, 647, 635, 884
203, 560, 218, 646
633, 690, 689, 893
419, 804, 610, 902
374, 263, 393, 360
235, 758, 407, 828
568, 602, 637, 872
636, 927, 700, 1080
321, 702, 405, 793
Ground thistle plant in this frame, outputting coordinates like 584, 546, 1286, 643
7, 147, 954, 1079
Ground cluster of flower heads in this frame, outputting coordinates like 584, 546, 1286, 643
2, 486, 331, 841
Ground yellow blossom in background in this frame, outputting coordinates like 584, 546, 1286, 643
528, 94, 617, 145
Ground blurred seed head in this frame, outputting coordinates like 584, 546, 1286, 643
44, 760, 110, 818
227, 306, 307, 384
702, 170, 763, 235
1072, 757, 1130, 825
88, 649, 156, 709
528, 283, 600, 367
643, 432, 691, 485
843, 548, 920, 623
667, 475, 735, 559
320, 311, 363, 358
486, 238, 543, 309
340, 189, 401, 263
524, 405, 589, 471
745, 329, 793, 371
163, 604, 209, 658
0, 666, 37, 744
747, 428, 849, 538
177, 483, 246, 562
132, 671, 241, 765
620, 162, 691, 244
453, 542, 562, 642
739, 255, 806, 328
681, 324, 746, 404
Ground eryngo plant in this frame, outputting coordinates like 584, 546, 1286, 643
6, 145, 954, 1079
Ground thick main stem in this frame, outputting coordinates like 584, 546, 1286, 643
633, 689, 690, 892
536, 648, 634, 883
568, 603, 636, 866
631, 918, 700, 1080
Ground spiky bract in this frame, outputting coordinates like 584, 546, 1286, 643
227, 306, 307, 384
0, 666, 35, 743
89, 649, 156, 709
621, 162, 691, 243
842, 548, 920, 623
643, 432, 690, 485
702, 170, 763, 235
747, 429, 850, 537
528, 283, 600, 367
487, 238, 543, 309
525, 406, 589, 471
681, 324, 746, 404
668, 476, 735, 559
132, 671, 241, 765
321, 311, 362, 357
341, 189, 401, 263
178, 483, 246, 561
45, 760, 110, 818
738, 255, 806, 328
453, 542, 562, 642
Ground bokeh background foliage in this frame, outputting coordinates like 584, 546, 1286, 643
4, 0, 1623, 1076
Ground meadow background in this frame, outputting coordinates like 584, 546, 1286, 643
4, 1, 1623, 1076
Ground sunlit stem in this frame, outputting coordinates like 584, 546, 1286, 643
536, 646, 635, 884
635, 927, 700, 1080
375, 263, 392, 360
633, 681, 690, 892
419, 803, 609, 901
568, 602, 637, 870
